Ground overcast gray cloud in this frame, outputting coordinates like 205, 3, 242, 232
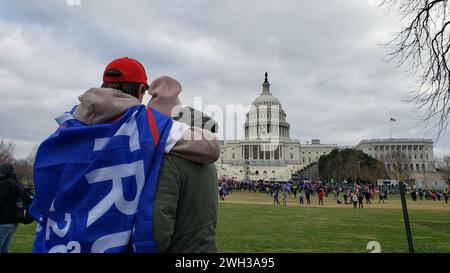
0, 0, 448, 159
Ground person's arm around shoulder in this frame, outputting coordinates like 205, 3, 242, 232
170, 125, 220, 165
163, 119, 220, 165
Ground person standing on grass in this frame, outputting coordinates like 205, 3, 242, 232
273, 190, 280, 205
305, 188, 311, 205
352, 193, 358, 209
419, 189, 424, 200
151, 104, 220, 253
219, 185, 225, 201
282, 190, 287, 206
365, 191, 371, 204
358, 192, 364, 209
411, 189, 417, 201
318, 190, 324, 206
343, 191, 348, 204
431, 191, 437, 201
378, 191, 385, 204
444, 189, 449, 204
299, 191, 304, 205
0, 163, 20, 253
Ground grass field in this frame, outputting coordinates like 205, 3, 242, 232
11, 192, 450, 253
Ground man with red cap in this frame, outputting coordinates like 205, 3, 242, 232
72, 57, 219, 162
30, 57, 220, 253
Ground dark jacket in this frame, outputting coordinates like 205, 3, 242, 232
153, 108, 219, 253
0, 164, 19, 224
153, 155, 218, 253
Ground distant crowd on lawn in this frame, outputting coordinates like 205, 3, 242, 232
217, 177, 450, 208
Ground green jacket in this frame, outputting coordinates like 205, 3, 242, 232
153, 155, 218, 253
153, 107, 219, 253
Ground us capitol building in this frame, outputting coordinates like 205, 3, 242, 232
217, 73, 439, 183
217, 73, 338, 181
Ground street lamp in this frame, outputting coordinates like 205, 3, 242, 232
354, 161, 360, 183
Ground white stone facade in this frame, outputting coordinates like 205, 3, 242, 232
354, 139, 436, 178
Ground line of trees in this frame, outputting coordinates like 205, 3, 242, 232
390, 150, 413, 183
318, 149, 388, 184
390, 150, 450, 184
436, 155, 450, 184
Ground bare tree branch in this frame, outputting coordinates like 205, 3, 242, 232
0, 139, 15, 163
436, 155, 450, 183
382, 0, 450, 138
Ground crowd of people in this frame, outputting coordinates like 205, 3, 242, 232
217, 177, 450, 208
411, 188, 449, 203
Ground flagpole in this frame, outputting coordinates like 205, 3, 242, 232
390, 120, 392, 139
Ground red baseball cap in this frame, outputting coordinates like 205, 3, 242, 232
103, 57, 149, 88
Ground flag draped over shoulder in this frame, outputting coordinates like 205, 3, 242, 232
30, 105, 173, 253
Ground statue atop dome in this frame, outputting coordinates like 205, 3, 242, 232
251, 72, 283, 108
262, 72, 271, 94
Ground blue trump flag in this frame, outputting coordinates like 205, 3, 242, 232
30, 105, 172, 253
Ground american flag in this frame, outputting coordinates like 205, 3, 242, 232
390, 118, 397, 122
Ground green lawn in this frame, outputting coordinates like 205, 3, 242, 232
11, 192, 450, 253
216, 202, 450, 253
11, 223, 35, 253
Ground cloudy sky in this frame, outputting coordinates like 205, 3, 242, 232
0, 0, 449, 159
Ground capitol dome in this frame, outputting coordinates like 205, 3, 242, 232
252, 94, 282, 107
244, 73, 291, 140
251, 72, 283, 109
